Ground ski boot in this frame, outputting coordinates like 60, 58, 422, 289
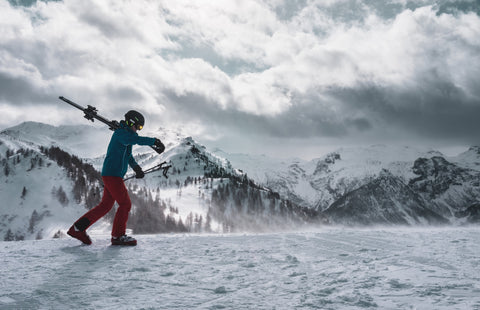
67, 225, 92, 245
111, 235, 137, 246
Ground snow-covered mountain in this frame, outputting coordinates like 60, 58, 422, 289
217, 145, 480, 225
324, 169, 449, 225
1, 121, 111, 159
451, 146, 480, 171
0, 122, 316, 241
1, 121, 479, 241
218, 145, 440, 209
0, 137, 100, 241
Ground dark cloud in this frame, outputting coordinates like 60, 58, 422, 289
104, 85, 145, 105
163, 40, 268, 76
271, 0, 308, 21
1, 39, 76, 80
0, 71, 50, 104
7, 0, 37, 7
163, 89, 362, 140
162, 60, 480, 147
76, 5, 131, 39
326, 75, 480, 144
2, 0, 480, 157
435, 0, 480, 16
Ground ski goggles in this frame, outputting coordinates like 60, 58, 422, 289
136, 124, 143, 131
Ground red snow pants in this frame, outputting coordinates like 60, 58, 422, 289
74, 176, 131, 238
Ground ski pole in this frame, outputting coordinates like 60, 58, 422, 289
124, 162, 172, 181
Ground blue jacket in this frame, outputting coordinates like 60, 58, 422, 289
101, 121, 156, 177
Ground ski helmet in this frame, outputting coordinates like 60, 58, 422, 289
125, 110, 145, 130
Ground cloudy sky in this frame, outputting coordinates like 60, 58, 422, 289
1, 0, 479, 159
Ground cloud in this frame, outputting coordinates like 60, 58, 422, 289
1, 0, 479, 158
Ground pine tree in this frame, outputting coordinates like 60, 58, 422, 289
21, 186, 27, 199
56, 186, 69, 206
177, 218, 188, 232
3, 162, 10, 176
36, 230, 43, 240
205, 213, 212, 233
186, 212, 194, 231
28, 210, 39, 233
165, 215, 177, 232
4, 229, 14, 241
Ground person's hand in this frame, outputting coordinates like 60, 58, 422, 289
133, 165, 145, 179
153, 138, 165, 154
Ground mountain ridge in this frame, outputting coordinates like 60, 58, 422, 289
1, 121, 319, 240
1, 121, 479, 241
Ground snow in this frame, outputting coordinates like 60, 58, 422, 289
2, 121, 480, 308
216, 145, 450, 210
0, 139, 92, 240
2, 121, 480, 239
2, 227, 480, 309
0, 122, 231, 240
1, 121, 111, 158
212, 149, 295, 184
451, 147, 480, 172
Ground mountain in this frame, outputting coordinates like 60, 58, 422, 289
220, 145, 444, 209
218, 145, 480, 225
1, 121, 111, 159
0, 122, 318, 241
2, 121, 479, 241
323, 169, 448, 225
0, 141, 100, 241
408, 156, 480, 218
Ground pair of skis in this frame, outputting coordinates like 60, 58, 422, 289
59, 96, 171, 179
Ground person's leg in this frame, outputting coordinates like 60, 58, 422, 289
73, 177, 115, 231
106, 177, 132, 238
68, 177, 115, 244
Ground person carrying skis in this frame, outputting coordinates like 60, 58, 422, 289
68, 110, 165, 246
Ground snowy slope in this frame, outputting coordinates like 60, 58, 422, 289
0, 139, 97, 241
1, 122, 316, 240
125, 136, 240, 234
0, 122, 237, 238
2, 228, 480, 309
211, 149, 295, 183
1, 121, 111, 158
451, 146, 480, 171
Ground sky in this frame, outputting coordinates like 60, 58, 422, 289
1, 0, 479, 159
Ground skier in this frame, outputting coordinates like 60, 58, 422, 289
67, 110, 165, 246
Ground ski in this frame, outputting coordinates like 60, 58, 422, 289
59, 96, 165, 155
59, 96, 120, 131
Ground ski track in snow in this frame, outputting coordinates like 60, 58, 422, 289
1, 227, 480, 310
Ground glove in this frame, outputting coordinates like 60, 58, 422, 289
133, 165, 145, 179
153, 138, 165, 154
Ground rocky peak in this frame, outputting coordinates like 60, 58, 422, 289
323, 169, 448, 225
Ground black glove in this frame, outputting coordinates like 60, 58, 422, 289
153, 138, 165, 154
133, 165, 145, 179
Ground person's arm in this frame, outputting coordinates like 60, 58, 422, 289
118, 130, 156, 146
128, 153, 146, 178
128, 154, 139, 168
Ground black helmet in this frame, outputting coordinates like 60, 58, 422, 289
125, 110, 145, 129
